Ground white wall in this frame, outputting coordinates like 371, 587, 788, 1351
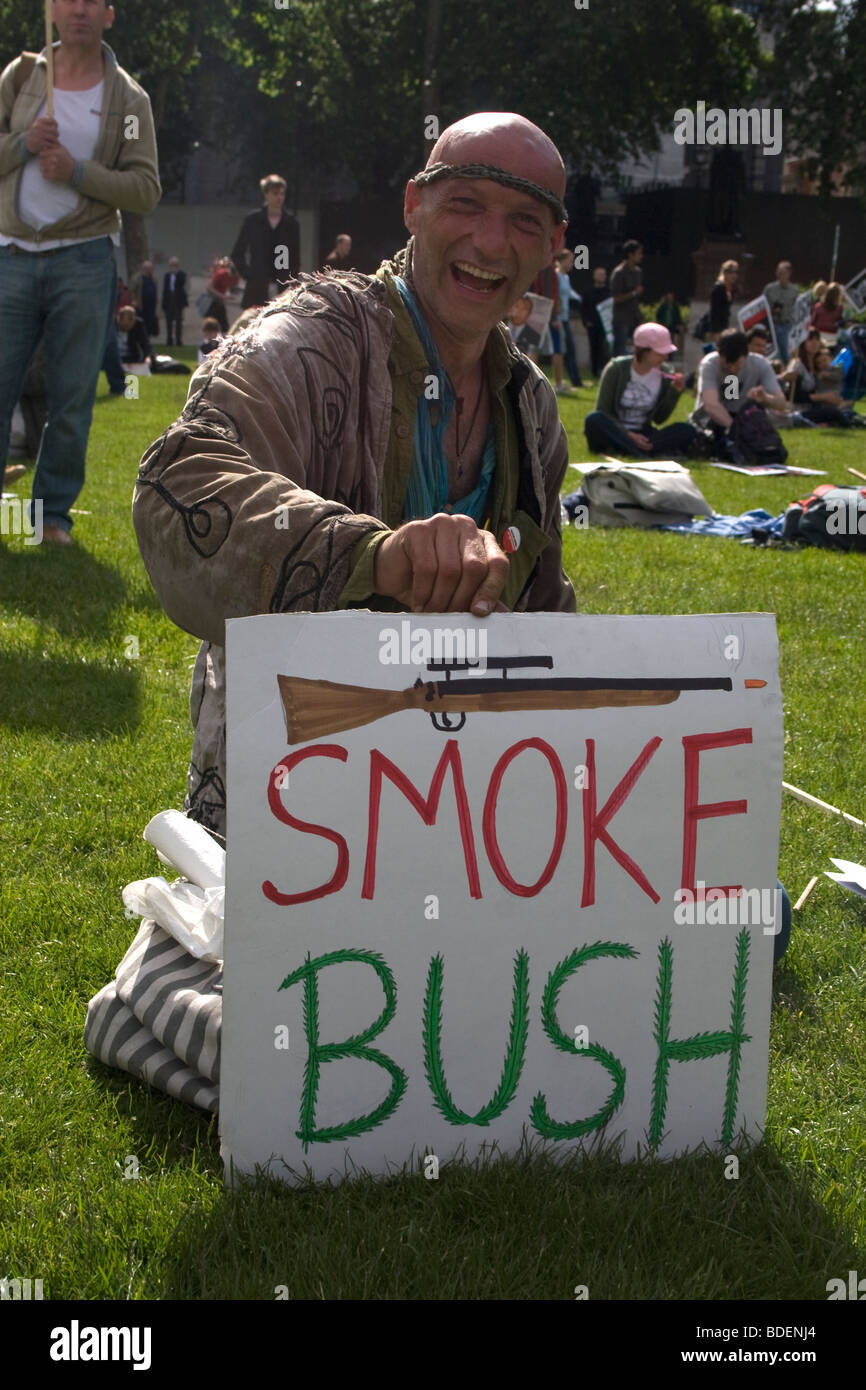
122, 204, 320, 282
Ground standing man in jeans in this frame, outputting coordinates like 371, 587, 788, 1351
0, 0, 161, 545
610, 238, 644, 356
762, 260, 798, 364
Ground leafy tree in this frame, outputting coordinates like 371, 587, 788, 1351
754, 0, 866, 199
243, 0, 762, 196
1, 0, 767, 250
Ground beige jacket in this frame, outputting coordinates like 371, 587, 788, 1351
133, 263, 575, 835
0, 42, 160, 242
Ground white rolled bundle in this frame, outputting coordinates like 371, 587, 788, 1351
121, 877, 224, 961
143, 810, 225, 890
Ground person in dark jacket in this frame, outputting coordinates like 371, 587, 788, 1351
324, 233, 353, 271
161, 256, 188, 346
581, 265, 611, 379
655, 291, 683, 352
130, 260, 159, 338
115, 305, 152, 368
584, 322, 696, 458
709, 260, 738, 340
231, 174, 301, 310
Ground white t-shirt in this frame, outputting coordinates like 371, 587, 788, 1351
618, 364, 663, 430
0, 80, 115, 251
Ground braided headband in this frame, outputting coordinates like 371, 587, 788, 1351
413, 161, 567, 225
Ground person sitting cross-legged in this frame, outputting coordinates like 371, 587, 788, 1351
794, 345, 866, 429
115, 305, 152, 371
690, 327, 788, 458
583, 322, 697, 458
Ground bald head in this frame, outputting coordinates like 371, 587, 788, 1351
402, 112, 568, 363
427, 113, 566, 208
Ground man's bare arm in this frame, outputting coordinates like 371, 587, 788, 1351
701, 386, 733, 429
747, 384, 787, 411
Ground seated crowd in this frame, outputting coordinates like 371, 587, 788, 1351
499, 251, 863, 461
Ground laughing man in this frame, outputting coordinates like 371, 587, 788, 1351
133, 112, 577, 837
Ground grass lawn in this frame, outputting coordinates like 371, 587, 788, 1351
1, 358, 864, 1302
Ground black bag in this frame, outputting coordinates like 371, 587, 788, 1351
727, 403, 788, 466
693, 310, 711, 340
782, 485, 866, 552
151, 355, 190, 376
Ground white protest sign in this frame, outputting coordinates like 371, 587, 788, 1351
221, 612, 782, 1183
787, 290, 813, 355
511, 292, 553, 354
597, 295, 615, 350
737, 295, 778, 357
843, 267, 866, 314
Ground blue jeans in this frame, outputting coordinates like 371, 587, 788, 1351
584, 410, 697, 459
549, 321, 582, 386
102, 325, 126, 394
561, 318, 583, 387
613, 318, 633, 355
774, 323, 789, 363
0, 236, 116, 532
102, 258, 127, 394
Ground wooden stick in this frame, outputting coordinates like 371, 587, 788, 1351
793, 876, 819, 911
44, 0, 54, 118
782, 781, 866, 831
848, 467, 866, 483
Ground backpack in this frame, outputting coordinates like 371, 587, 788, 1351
151, 355, 191, 376
782, 485, 866, 552
728, 402, 788, 466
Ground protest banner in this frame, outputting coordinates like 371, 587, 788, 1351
842, 268, 866, 314
511, 292, 553, 354
737, 295, 778, 356
596, 295, 614, 350
787, 290, 813, 356
220, 612, 782, 1183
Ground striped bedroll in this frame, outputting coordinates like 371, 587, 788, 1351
85, 919, 221, 1113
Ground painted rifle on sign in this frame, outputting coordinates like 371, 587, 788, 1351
277, 655, 766, 743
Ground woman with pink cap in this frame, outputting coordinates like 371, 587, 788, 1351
583, 322, 698, 459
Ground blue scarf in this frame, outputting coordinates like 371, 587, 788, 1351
395, 276, 497, 523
